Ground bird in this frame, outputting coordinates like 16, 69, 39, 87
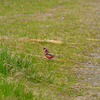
43, 47, 55, 59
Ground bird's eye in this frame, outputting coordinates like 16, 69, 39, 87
44, 48, 47, 51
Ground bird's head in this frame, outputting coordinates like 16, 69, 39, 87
43, 47, 47, 50
43, 47, 48, 52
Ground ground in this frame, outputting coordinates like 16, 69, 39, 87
0, 0, 100, 100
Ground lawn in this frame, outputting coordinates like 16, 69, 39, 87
0, 0, 100, 99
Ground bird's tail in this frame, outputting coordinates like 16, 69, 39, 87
54, 55, 59, 57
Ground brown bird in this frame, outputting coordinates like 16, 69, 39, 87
43, 48, 54, 59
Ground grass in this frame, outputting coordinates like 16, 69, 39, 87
0, 0, 100, 99
0, 49, 77, 99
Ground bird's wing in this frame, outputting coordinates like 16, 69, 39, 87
46, 53, 53, 55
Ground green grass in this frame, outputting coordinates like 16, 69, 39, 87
0, 49, 77, 99
0, 0, 100, 99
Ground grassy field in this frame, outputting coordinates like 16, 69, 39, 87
0, 0, 100, 99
